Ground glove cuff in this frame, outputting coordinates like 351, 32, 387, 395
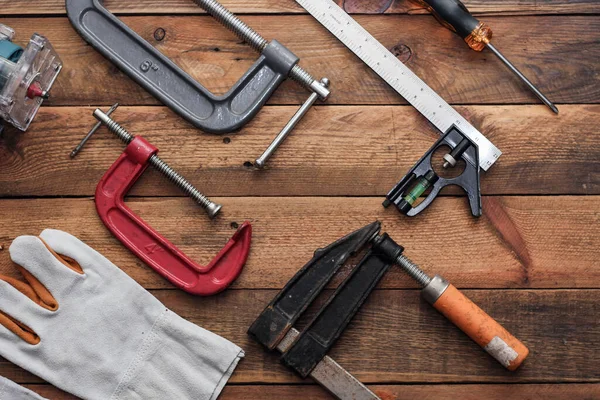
111, 309, 244, 400
0, 376, 48, 400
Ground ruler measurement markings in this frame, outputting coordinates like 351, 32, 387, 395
298, 0, 500, 170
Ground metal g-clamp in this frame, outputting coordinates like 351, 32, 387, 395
66, 0, 330, 168
75, 107, 252, 296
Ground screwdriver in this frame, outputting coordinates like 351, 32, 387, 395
372, 233, 529, 370
416, 0, 558, 114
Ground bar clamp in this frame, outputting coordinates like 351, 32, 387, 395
248, 222, 387, 399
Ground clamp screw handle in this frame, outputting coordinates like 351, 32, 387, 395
254, 77, 330, 168
372, 232, 528, 370
70, 103, 119, 158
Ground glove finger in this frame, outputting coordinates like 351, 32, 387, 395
0, 278, 50, 345
0, 272, 57, 312
39, 229, 118, 279
9, 236, 83, 296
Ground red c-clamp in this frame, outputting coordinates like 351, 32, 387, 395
76, 107, 252, 296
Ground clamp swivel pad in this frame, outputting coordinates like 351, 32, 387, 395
384, 126, 482, 217
96, 136, 252, 295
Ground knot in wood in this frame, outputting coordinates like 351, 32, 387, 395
390, 43, 412, 64
153, 28, 166, 42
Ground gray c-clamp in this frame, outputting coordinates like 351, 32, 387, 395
66, 0, 330, 168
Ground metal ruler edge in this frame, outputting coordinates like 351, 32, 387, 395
295, 0, 501, 171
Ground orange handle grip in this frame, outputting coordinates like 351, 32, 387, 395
432, 284, 529, 370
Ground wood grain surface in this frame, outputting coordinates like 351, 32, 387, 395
0, 197, 597, 289
0, 0, 597, 399
16, 383, 600, 400
1, 0, 599, 15
0, 105, 598, 197
2, 289, 599, 384
1, 15, 597, 107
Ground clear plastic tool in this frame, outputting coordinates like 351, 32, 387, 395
0, 24, 62, 132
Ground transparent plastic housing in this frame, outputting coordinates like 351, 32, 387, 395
0, 25, 62, 131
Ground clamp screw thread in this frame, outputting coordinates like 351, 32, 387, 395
102, 116, 134, 144
93, 109, 222, 219
149, 155, 216, 211
193, 0, 328, 99
193, 0, 267, 52
290, 64, 315, 91
395, 254, 432, 287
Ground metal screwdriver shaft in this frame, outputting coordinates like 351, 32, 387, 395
93, 109, 222, 219
486, 43, 558, 114
418, 0, 558, 114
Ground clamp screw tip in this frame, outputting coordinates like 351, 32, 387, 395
254, 158, 265, 169
206, 203, 223, 219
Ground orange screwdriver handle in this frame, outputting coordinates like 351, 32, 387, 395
413, 0, 492, 51
425, 278, 529, 370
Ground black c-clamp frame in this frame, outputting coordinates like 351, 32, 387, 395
66, 0, 329, 167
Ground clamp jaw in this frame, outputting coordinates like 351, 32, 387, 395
66, 0, 329, 167
384, 126, 481, 217
248, 222, 386, 399
249, 221, 382, 351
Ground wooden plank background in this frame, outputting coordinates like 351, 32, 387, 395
0, 0, 598, 399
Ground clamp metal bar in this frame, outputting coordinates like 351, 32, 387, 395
278, 328, 381, 400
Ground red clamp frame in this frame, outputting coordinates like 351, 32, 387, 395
95, 136, 252, 296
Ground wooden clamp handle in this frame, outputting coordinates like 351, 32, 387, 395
431, 284, 529, 370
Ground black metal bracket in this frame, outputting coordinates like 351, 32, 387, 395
383, 126, 482, 217
281, 249, 392, 377
248, 221, 381, 351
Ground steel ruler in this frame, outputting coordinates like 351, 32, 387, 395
294, 0, 501, 171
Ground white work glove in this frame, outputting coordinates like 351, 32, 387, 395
0, 376, 47, 400
0, 229, 244, 400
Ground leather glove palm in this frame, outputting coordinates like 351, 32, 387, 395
0, 229, 243, 400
